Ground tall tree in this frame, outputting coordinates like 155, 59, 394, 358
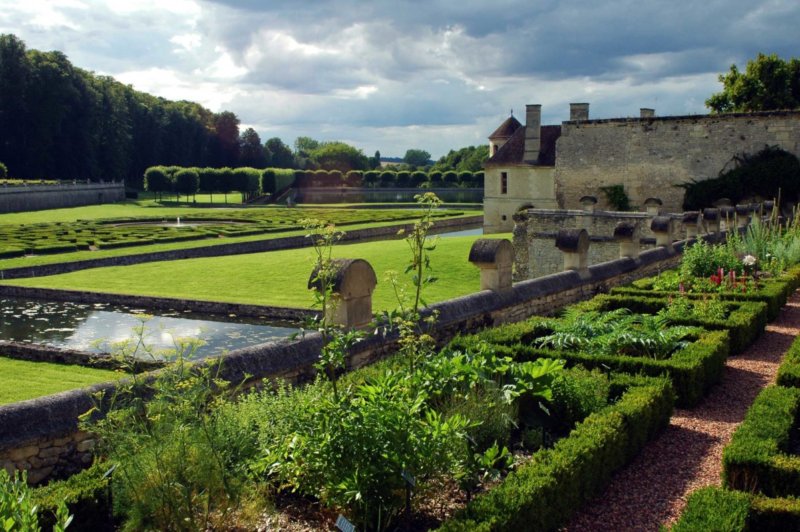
706, 53, 800, 113
310, 142, 369, 171
403, 149, 431, 168
239, 127, 267, 168
265, 137, 296, 168
0, 34, 30, 175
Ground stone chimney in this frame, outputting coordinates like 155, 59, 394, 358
523, 104, 542, 163
570, 103, 590, 121
640, 108, 655, 118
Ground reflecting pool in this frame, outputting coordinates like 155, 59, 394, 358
0, 298, 299, 359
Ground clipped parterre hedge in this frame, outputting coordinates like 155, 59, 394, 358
450, 319, 729, 407
439, 374, 674, 531
670, 486, 800, 531
723, 385, 800, 497
570, 294, 767, 355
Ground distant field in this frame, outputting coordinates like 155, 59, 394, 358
4, 234, 511, 312
0, 357, 119, 405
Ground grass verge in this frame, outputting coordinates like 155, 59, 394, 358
0, 357, 118, 405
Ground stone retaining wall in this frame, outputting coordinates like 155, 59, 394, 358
0, 182, 125, 214
0, 341, 165, 371
0, 235, 687, 484
0, 215, 483, 280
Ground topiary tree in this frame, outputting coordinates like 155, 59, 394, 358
198, 167, 221, 203
345, 170, 362, 187
457, 171, 474, 187
379, 170, 396, 187
395, 171, 411, 187
144, 166, 171, 201
410, 171, 427, 187
442, 170, 458, 187
363, 170, 379, 188
174, 168, 199, 203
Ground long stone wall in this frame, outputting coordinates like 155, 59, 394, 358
513, 208, 675, 280
0, 235, 687, 484
554, 110, 800, 211
0, 182, 125, 214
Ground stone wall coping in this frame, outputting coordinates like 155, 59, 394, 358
0, 183, 123, 196
682, 211, 701, 223
561, 108, 800, 127
308, 258, 378, 294
735, 204, 751, 215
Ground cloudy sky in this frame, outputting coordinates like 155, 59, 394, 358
1, 0, 798, 158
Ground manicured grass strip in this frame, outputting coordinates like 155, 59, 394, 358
0, 357, 119, 405
439, 374, 674, 531
571, 294, 768, 355
723, 385, 800, 497
3, 235, 509, 312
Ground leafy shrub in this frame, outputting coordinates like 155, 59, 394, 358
0, 161, 7, 178
680, 239, 742, 278
600, 184, 631, 211
547, 367, 610, 433
1, 469, 71, 531
33, 461, 111, 530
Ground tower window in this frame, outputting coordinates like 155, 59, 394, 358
501, 172, 508, 194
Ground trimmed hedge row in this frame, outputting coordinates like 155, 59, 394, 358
450, 320, 729, 407
32, 460, 113, 530
570, 294, 767, 355
439, 374, 674, 531
776, 334, 800, 388
670, 486, 800, 531
722, 385, 800, 497
612, 278, 791, 321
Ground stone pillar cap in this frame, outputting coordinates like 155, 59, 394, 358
702, 208, 720, 221
735, 204, 750, 215
644, 197, 663, 206
713, 197, 733, 207
613, 222, 637, 239
469, 238, 513, 265
720, 205, 736, 217
579, 195, 598, 206
556, 228, 589, 252
650, 216, 672, 233
308, 258, 377, 297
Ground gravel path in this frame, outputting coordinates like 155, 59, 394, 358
564, 291, 800, 531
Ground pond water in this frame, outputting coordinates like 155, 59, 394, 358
0, 298, 299, 359
436, 227, 484, 238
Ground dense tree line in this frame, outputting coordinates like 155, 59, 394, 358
0, 34, 278, 189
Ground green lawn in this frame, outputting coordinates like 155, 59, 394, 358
0, 357, 119, 405
4, 234, 511, 312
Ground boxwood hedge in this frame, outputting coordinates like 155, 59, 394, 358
450, 320, 729, 408
776, 335, 800, 388
439, 374, 674, 531
723, 385, 800, 497
670, 486, 800, 531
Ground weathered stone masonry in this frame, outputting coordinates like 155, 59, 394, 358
0, 182, 125, 214
555, 110, 800, 212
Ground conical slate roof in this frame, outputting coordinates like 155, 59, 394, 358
488, 115, 522, 139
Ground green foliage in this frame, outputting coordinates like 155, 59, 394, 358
403, 148, 431, 168
173, 168, 199, 200
599, 184, 631, 211
260, 168, 295, 195
669, 487, 750, 532
308, 141, 369, 172
706, 53, 800, 113
143, 166, 170, 199
680, 239, 742, 278
534, 308, 694, 360
723, 385, 800, 497
82, 344, 255, 531
547, 367, 611, 433
439, 375, 674, 531
431, 145, 490, 173
32, 461, 111, 530
0, 161, 6, 178
776, 334, 800, 388
679, 146, 800, 210
1, 469, 72, 532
